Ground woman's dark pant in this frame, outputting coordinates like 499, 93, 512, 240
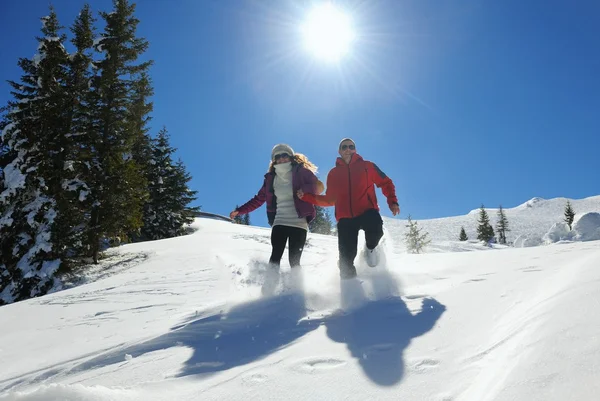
337, 209, 384, 277
269, 225, 308, 268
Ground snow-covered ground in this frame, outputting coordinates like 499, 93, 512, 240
1, 195, 600, 401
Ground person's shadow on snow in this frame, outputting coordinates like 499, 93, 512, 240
324, 269, 446, 386
69, 280, 318, 378
68, 270, 443, 386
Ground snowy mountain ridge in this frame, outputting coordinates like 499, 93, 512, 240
384, 194, 600, 252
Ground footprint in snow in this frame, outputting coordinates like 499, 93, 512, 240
410, 357, 440, 372
293, 357, 347, 373
242, 373, 269, 385
464, 278, 486, 283
519, 265, 542, 273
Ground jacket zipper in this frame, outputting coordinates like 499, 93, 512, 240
347, 164, 353, 217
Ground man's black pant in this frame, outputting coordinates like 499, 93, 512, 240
269, 225, 307, 268
337, 209, 384, 276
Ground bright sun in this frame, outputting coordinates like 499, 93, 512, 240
301, 3, 355, 63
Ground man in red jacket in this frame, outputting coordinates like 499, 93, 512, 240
298, 138, 400, 278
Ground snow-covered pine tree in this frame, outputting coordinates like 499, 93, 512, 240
57, 4, 97, 260
0, 8, 71, 303
459, 226, 468, 241
0, 111, 14, 301
86, 0, 153, 262
309, 205, 333, 235
476, 205, 495, 243
404, 215, 431, 254
564, 200, 575, 230
140, 127, 199, 240
496, 205, 510, 244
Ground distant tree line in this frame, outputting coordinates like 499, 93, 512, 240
0, 0, 198, 304
459, 204, 510, 244
459, 201, 576, 244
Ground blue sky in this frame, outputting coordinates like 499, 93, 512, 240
1, 0, 599, 228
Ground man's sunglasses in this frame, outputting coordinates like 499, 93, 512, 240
274, 153, 290, 160
340, 144, 355, 150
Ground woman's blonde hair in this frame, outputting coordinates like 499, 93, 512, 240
268, 153, 318, 174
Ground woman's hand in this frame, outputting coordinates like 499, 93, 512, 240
229, 210, 239, 219
297, 190, 304, 199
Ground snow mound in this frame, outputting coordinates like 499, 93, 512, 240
573, 212, 600, 242
540, 213, 600, 244
543, 222, 573, 244
514, 235, 543, 248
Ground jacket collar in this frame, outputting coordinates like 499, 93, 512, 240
336, 153, 363, 167
265, 163, 300, 178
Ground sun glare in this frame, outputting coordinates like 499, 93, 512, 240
301, 3, 355, 63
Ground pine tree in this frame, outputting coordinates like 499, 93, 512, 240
127, 71, 154, 241
404, 215, 431, 254
496, 205, 510, 244
242, 214, 251, 225
140, 127, 199, 240
85, 0, 153, 262
233, 205, 244, 224
0, 8, 71, 303
309, 205, 333, 235
0, 110, 14, 302
476, 205, 495, 243
129, 70, 153, 187
459, 226, 468, 241
564, 200, 575, 230
58, 4, 97, 260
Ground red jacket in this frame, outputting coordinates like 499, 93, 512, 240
303, 153, 398, 222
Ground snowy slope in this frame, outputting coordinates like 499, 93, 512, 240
1, 196, 600, 401
384, 194, 600, 252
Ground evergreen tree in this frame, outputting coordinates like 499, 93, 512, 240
0, 8, 71, 303
309, 205, 333, 235
232, 205, 244, 224
59, 4, 97, 260
140, 127, 199, 240
476, 205, 495, 243
496, 205, 510, 244
127, 71, 154, 240
85, 0, 153, 262
459, 226, 468, 241
564, 200, 575, 230
404, 215, 431, 254
129, 70, 154, 190
0, 110, 14, 302
242, 214, 251, 225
